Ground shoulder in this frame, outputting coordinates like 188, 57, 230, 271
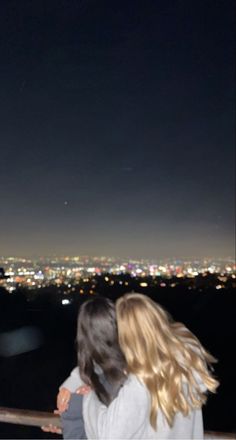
119, 374, 150, 403
60, 367, 84, 392
126, 373, 145, 388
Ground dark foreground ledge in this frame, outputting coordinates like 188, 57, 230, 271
0, 407, 235, 439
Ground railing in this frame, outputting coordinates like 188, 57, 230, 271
0, 407, 61, 428
0, 407, 235, 439
205, 433, 235, 440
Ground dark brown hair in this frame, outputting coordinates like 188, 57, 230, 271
77, 296, 127, 405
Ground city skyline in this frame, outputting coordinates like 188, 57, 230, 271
1, 253, 234, 293
0, 0, 235, 259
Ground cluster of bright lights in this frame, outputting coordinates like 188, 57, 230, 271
0, 255, 235, 293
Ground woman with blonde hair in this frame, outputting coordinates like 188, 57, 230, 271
115, 292, 219, 437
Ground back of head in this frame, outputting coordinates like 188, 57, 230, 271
116, 293, 173, 370
77, 296, 126, 405
116, 293, 219, 429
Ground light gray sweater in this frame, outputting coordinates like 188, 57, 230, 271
62, 368, 204, 439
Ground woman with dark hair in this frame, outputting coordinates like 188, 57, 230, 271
77, 295, 127, 404
44, 296, 127, 439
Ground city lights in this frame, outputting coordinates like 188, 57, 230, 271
61, 299, 71, 305
0, 255, 234, 293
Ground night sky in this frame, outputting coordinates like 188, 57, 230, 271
0, 0, 235, 259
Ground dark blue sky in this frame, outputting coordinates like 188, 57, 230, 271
0, 0, 235, 259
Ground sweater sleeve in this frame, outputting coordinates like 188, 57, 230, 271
84, 375, 150, 439
60, 367, 84, 392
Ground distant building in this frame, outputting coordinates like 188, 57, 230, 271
0, 268, 8, 280
0, 268, 10, 291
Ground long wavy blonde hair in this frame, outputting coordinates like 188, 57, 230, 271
116, 293, 219, 430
